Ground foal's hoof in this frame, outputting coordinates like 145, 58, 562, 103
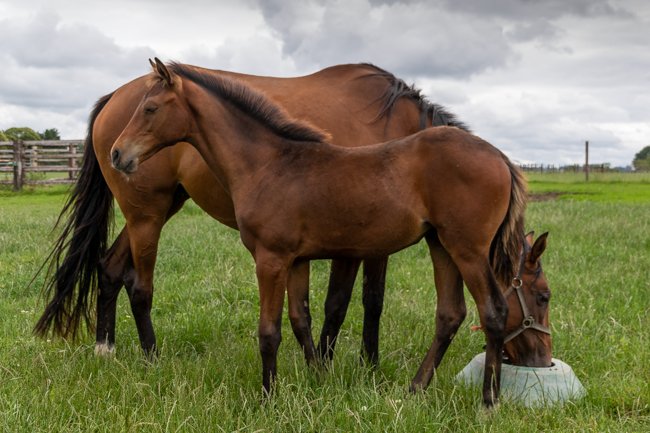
408, 381, 424, 394
478, 401, 500, 422
94, 343, 115, 357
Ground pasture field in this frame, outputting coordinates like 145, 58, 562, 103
0, 175, 649, 432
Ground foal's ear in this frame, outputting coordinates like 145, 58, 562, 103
153, 57, 173, 87
525, 231, 535, 247
528, 232, 549, 264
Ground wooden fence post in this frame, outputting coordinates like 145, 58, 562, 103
13, 140, 24, 191
30, 143, 38, 167
69, 142, 77, 180
584, 140, 589, 182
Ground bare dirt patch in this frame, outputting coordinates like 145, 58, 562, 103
529, 192, 563, 202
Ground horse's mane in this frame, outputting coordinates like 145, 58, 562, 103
358, 63, 471, 132
167, 62, 329, 143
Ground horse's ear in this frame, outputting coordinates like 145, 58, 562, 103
528, 232, 548, 264
154, 57, 173, 87
149, 58, 156, 71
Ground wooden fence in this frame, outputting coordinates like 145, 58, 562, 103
0, 140, 626, 191
0, 140, 84, 191
519, 163, 612, 174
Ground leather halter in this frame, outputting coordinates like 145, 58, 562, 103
502, 249, 552, 344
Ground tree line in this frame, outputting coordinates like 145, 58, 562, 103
0, 127, 61, 142
633, 146, 650, 171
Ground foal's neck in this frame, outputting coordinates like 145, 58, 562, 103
186, 82, 329, 194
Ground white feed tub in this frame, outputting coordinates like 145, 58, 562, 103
456, 353, 586, 407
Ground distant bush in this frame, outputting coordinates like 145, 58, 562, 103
633, 145, 650, 171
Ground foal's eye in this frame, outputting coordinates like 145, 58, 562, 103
536, 292, 551, 305
144, 105, 158, 114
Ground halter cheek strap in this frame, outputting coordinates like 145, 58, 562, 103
503, 276, 552, 343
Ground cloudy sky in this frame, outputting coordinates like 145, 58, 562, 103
1, 0, 648, 167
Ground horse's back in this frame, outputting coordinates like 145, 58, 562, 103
212, 63, 422, 144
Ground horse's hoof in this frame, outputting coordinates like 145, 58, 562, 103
94, 343, 115, 357
359, 352, 379, 369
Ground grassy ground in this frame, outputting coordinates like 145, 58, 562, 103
0, 176, 649, 432
526, 171, 650, 202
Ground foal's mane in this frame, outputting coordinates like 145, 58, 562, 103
358, 63, 471, 132
167, 62, 329, 143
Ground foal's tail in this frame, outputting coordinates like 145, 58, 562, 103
33, 93, 115, 340
490, 156, 527, 288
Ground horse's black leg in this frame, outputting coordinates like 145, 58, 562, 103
317, 258, 361, 361
124, 219, 166, 357
95, 227, 131, 355
361, 257, 388, 366
410, 235, 465, 391
96, 186, 188, 356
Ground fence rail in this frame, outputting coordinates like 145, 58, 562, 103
0, 139, 631, 191
518, 163, 613, 174
0, 140, 84, 191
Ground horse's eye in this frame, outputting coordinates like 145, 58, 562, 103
536, 292, 551, 305
144, 105, 158, 114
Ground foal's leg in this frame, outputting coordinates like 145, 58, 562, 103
410, 236, 465, 391
254, 249, 289, 394
318, 258, 361, 361
361, 256, 388, 366
452, 255, 507, 408
287, 259, 317, 365
95, 227, 131, 355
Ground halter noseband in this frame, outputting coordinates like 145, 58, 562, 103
502, 248, 552, 344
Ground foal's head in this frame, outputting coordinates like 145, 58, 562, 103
503, 232, 553, 367
111, 58, 192, 174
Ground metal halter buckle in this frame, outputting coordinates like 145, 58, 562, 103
522, 316, 535, 328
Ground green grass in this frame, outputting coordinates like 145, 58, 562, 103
526, 172, 650, 203
1, 181, 649, 432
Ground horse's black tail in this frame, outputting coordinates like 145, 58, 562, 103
33, 93, 115, 340
490, 155, 527, 289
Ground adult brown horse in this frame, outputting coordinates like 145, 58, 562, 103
34, 61, 469, 365
110, 60, 552, 407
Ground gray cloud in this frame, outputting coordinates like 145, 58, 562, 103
255, 0, 515, 78
0, 10, 153, 72
0, 0, 647, 166
0, 11, 154, 111
439, 0, 633, 20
